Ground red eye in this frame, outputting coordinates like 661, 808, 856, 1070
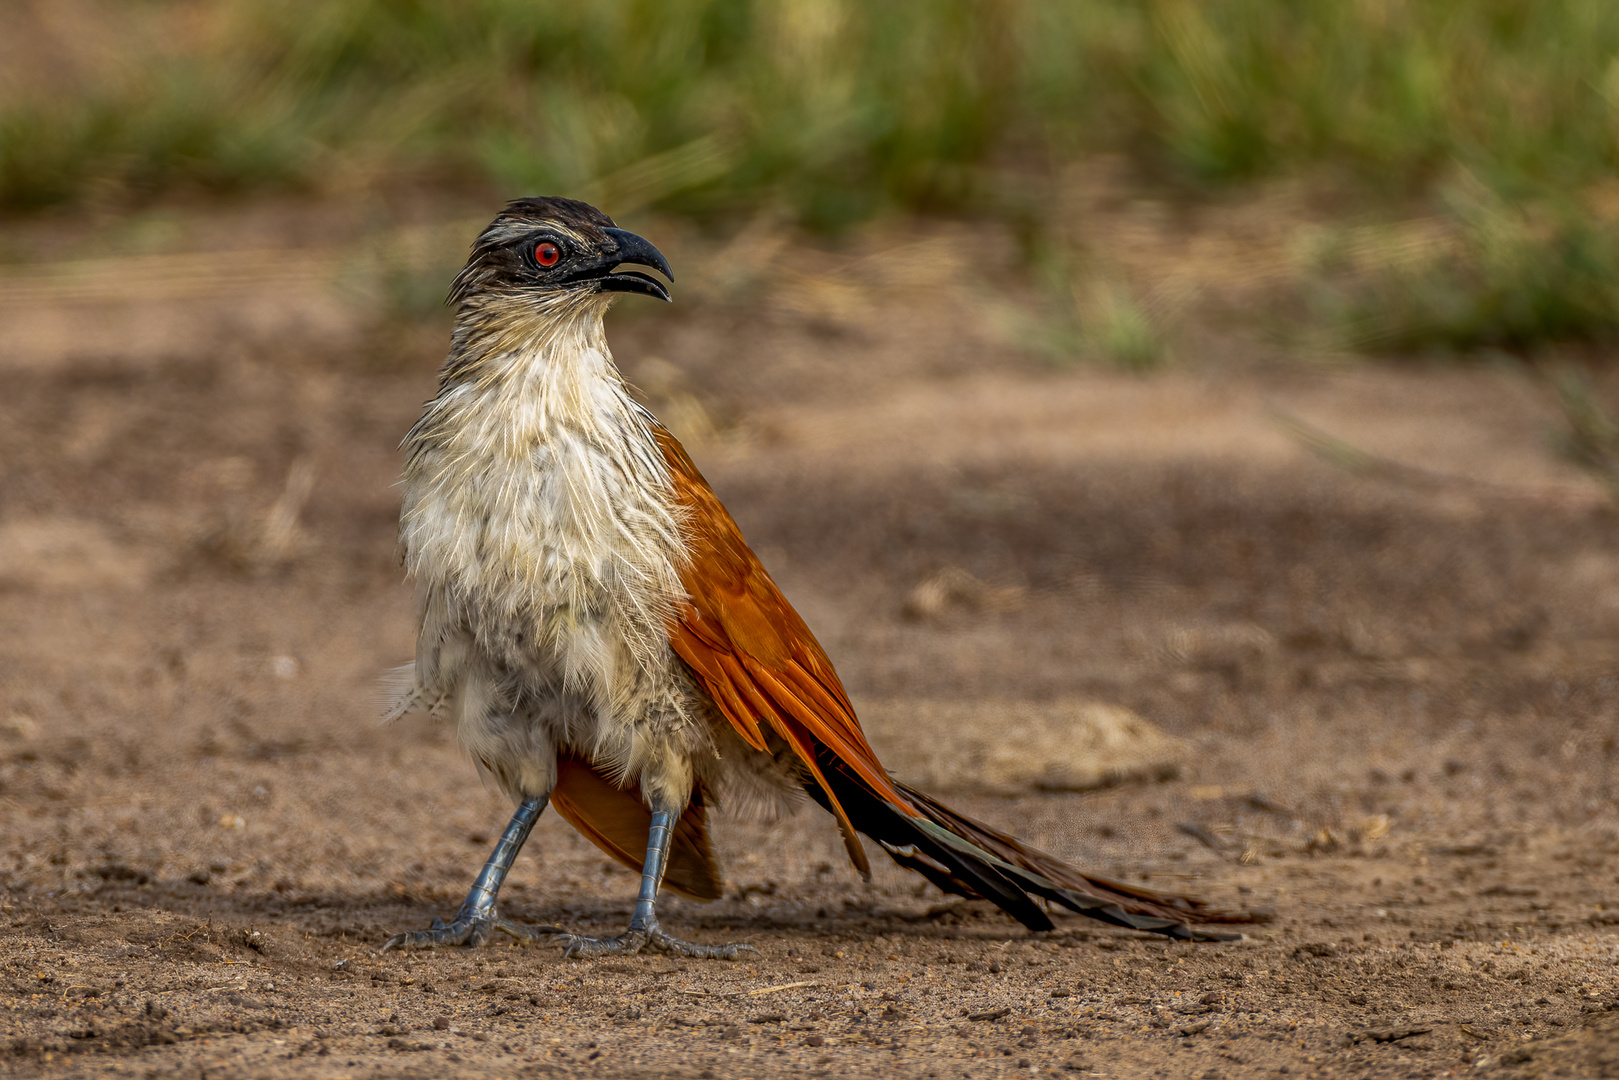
534, 241, 561, 267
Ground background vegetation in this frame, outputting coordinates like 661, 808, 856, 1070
6, 0, 1619, 355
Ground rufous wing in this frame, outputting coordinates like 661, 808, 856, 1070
654, 426, 919, 877
651, 425, 1249, 941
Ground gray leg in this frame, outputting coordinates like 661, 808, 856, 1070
556, 809, 756, 960
381, 795, 560, 950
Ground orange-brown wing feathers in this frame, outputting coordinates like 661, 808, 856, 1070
654, 426, 918, 875
652, 425, 1247, 939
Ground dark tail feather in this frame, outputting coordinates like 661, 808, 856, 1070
804, 756, 1248, 942
892, 781, 1248, 941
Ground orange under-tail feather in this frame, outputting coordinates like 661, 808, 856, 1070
549, 752, 722, 901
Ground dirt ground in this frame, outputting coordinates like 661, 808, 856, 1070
1, 203, 1618, 1080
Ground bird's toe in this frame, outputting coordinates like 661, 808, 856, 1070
646, 930, 757, 960
557, 930, 650, 960
381, 919, 477, 951
381, 908, 560, 951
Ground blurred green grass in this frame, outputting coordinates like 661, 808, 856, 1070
7, 0, 1619, 352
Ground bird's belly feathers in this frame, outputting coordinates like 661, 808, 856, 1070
398, 410, 708, 801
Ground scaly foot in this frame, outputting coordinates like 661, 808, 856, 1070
381, 908, 561, 951
556, 926, 756, 960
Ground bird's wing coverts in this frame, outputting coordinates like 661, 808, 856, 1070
654, 426, 917, 876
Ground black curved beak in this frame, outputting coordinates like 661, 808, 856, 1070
595, 227, 674, 302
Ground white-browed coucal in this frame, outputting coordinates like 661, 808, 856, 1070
381, 197, 1241, 958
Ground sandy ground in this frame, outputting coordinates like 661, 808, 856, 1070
1, 207, 1618, 1080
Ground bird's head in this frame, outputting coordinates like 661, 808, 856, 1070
448, 196, 673, 307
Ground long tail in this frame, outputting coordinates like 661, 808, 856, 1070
803, 754, 1250, 942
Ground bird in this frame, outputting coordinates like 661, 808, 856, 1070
381, 196, 1245, 959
